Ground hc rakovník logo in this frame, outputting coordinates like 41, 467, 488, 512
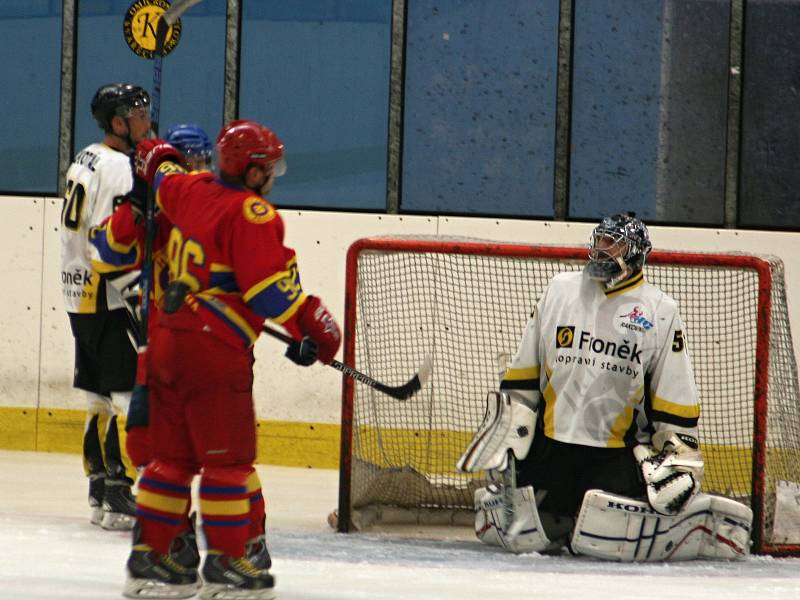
620, 306, 654, 330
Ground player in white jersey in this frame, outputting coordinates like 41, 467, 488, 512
458, 213, 752, 561
60, 83, 151, 531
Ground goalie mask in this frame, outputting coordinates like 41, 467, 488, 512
586, 213, 652, 288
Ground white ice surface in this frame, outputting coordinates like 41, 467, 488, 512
0, 450, 799, 600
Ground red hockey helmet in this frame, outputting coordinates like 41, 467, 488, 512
215, 119, 286, 179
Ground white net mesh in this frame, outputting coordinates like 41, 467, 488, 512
342, 237, 800, 554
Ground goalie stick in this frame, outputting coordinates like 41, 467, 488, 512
262, 325, 432, 400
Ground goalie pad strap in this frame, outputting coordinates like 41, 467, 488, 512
570, 490, 752, 562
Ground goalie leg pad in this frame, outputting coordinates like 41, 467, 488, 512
474, 485, 551, 554
457, 391, 537, 473
570, 490, 752, 562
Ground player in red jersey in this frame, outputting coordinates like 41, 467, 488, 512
121, 120, 340, 600
92, 123, 275, 587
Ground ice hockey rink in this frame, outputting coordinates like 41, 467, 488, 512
1, 450, 800, 600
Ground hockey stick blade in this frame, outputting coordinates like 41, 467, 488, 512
262, 325, 431, 400
150, 0, 203, 133
334, 353, 432, 400
162, 0, 204, 26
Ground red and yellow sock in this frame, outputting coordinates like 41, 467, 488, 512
135, 460, 194, 554
200, 465, 252, 557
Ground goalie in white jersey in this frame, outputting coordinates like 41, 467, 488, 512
60, 83, 151, 531
458, 213, 752, 561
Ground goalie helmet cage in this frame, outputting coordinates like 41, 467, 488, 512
337, 236, 800, 556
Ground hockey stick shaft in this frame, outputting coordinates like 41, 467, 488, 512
150, 0, 203, 135
503, 451, 522, 540
139, 0, 203, 346
262, 325, 430, 400
129, 0, 204, 425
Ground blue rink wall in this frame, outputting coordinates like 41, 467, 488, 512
1, 2, 800, 227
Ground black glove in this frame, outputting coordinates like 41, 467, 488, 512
163, 280, 190, 314
118, 174, 149, 219
125, 383, 149, 430
285, 336, 319, 366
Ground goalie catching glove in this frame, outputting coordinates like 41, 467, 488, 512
457, 390, 538, 473
634, 430, 704, 515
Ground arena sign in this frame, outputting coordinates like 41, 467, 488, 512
123, 0, 183, 59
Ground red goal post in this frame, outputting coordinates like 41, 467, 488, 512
337, 235, 800, 556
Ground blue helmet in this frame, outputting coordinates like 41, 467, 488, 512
587, 212, 652, 285
164, 123, 213, 163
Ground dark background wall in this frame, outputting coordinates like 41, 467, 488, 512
0, 0, 797, 229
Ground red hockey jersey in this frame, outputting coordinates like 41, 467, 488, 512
151, 164, 306, 348
89, 201, 171, 306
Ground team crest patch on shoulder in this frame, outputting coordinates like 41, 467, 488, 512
123, 0, 183, 59
243, 197, 276, 224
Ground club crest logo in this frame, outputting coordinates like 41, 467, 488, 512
243, 197, 276, 225
123, 0, 183, 59
615, 304, 654, 333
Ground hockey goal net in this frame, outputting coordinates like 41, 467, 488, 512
337, 236, 800, 555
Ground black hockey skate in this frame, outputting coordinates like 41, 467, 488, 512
245, 534, 271, 571
123, 545, 201, 599
169, 513, 200, 570
200, 550, 275, 600
88, 472, 105, 526
101, 478, 136, 530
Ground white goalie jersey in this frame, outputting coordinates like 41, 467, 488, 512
501, 269, 700, 448
60, 143, 135, 314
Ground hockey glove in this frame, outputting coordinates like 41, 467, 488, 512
135, 138, 183, 186
296, 296, 341, 364
634, 431, 704, 515
123, 174, 149, 218
125, 384, 151, 468
125, 383, 149, 430
162, 280, 190, 314
285, 336, 319, 366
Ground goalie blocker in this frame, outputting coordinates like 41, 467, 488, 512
457, 390, 538, 473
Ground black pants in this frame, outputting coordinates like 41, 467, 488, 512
69, 310, 136, 482
516, 435, 645, 519
69, 309, 137, 395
